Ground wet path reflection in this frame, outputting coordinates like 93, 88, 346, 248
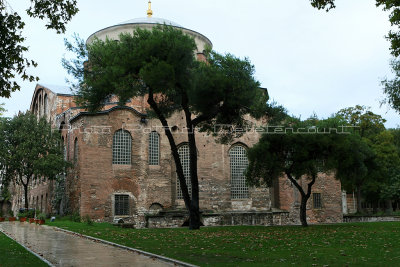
0, 222, 173, 267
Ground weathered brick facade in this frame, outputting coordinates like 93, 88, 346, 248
10, 15, 344, 227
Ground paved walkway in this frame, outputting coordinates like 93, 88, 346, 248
0, 222, 174, 267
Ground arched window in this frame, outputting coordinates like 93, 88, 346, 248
149, 131, 159, 165
112, 130, 132, 165
177, 144, 191, 199
39, 95, 42, 117
229, 145, 249, 199
61, 136, 67, 161
74, 138, 78, 164
44, 94, 48, 116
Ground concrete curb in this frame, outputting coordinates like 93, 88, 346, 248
53, 226, 198, 267
0, 227, 55, 267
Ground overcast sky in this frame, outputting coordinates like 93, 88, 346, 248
1, 0, 399, 128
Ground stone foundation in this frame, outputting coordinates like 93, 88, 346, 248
145, 210, 291, 228
344, 215, 400, 223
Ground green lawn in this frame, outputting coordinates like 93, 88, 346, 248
0, 232, 48, 267
46, 220, 400, 266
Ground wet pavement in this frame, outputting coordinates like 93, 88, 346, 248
0, 222, 174, 267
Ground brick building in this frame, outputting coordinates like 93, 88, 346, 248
11, 8, 344, 227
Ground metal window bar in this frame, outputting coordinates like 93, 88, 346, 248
313, 193, 322, 209
177, 145, 191, 199
149, 131, 160, 165
230, 145, 249, 199
115, 194, 129, 215
112, 130, 132, 165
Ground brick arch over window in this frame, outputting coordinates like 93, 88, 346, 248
148, 131, 160, 165
176, 143, 191, 199
229, 144, 249, 199
112, 129, 132, 165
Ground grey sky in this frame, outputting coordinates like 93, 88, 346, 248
1, 0, 399, 128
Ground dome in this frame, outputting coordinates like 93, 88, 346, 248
87, 16, 212, 53
118, 17, 182, 28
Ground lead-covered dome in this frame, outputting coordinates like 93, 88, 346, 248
87, 15, 212, 54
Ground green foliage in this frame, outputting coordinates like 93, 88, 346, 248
310, 0, 336, 11
64, 26, 270, 142
336, 105, 386, 138
0, 1, 78, 98
69, 211, 81, 222
247, 117, 342, 188
37, 213, 46, 220
333, 134, 377, 192
47, 220, 400, 266
382, 59, 400, 113
83, 215, 94, 226
0, 112, 71, 208
8, 210, 13, 217
0, 103, 5, 116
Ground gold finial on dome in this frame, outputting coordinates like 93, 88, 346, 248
147, 0, 153, 17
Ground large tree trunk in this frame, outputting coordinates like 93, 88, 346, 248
183, 95, 201, 230
299, 195, 310, 227
286, 171, 316, 227
147, 90, 191, 213
23, 184, 29, 210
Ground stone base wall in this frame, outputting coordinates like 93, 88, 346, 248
344, 215, 400, 223
145, 211, 292, 228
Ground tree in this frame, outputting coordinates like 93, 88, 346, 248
0, 0, 78, 98
336, 105, 386, 138
0, 103, 5, 117
371, 130, 400, 211
246, 118, 341, 227
334, 106, 393, 212
63, 26, 270, 229
382, 60, 400, 113
333, 133, 378, 213
0, 112, 70, 209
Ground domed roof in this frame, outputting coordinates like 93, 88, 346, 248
118, 17, 182, 28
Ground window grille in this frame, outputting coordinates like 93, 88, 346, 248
112, 130, 132, 165
230, 145, 249, 199
313, 193, 322, 209
177, 144, 191, 199
149, 131, 159, 165
114, 194, 129, 216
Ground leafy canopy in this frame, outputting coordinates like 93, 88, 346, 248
0, 112, 70, 189
64, 26, 269, 142
0, 0, 78, 98
246, 118, 341, 188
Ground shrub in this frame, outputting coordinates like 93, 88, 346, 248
17, 212, 26, 218
69, 211, 81, 222
83, 215, 94, 226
